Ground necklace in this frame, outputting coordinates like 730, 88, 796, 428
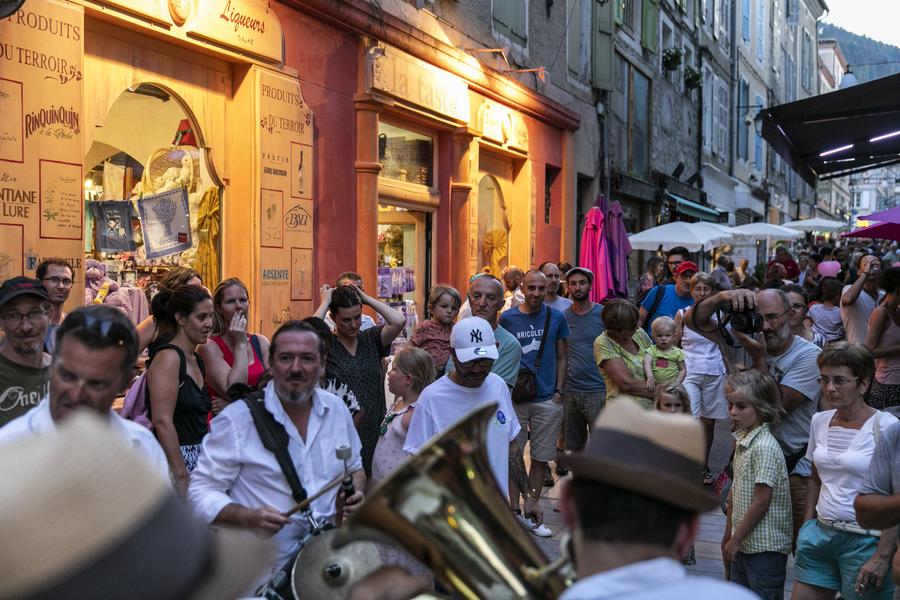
379, 400, 408, 436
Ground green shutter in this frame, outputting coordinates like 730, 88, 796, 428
695, 0, 701, 28
641, 0, 659, 52
494, 0, 510, 32
614, 0, 623, 25
593, 0, 614, 90
511, 0, 528, 45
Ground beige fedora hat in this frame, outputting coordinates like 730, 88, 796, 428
0, 412, 272, 600
561, 399, 718, 512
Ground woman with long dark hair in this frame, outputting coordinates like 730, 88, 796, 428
199, 278, 270, 414
137, 267, 203, 352
146, 284, 214, 495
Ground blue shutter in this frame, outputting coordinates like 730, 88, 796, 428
755, 0, 764, 62
741, 0, 749, 42
754, 94, 764, 168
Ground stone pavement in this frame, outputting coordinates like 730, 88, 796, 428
528, 418, 796, 599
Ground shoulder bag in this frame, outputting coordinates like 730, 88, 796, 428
511, 306, 553, 403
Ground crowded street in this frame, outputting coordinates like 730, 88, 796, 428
4, 0, 900, 598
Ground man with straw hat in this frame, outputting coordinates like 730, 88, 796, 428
0, 413, 272, 599
557, 399, 756, 599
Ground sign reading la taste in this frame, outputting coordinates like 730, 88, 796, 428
370, 43, 470, 124
186, 0, 283, 63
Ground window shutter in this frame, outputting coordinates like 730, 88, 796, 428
494, 0, 511, 31
511, 0, 528, 44
695, 0, 701, 28
755, 0, 764, 61
593, 0, 615, 90
568, 0, 581, 76
614, 0, 623, 24
641, 0, 659, 52
741, 0, 749, 41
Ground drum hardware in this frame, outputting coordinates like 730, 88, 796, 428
284, 467, 361, 518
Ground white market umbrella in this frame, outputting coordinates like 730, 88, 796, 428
781, 218, 847, 232
731, 223, 803, 240
628, 221, 734, 252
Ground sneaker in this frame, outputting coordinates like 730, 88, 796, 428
516, 514, 553, 538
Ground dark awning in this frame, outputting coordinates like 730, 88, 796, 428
667, 192, 720, 222
759, 72, 900, 187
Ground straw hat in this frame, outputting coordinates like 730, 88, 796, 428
561, 399, 718, 512
0, 413, 272, 600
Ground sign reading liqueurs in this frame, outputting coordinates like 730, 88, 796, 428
186, 0, 284, 63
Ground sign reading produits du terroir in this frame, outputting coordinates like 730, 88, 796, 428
368, 42, 470, 124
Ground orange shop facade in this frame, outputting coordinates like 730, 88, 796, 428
0, 0, 580, 335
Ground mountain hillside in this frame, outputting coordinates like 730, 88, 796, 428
819, 22, 900, 83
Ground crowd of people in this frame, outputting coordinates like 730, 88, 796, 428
0, 237, 899, 599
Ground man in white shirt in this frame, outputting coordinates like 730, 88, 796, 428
0, 305, 167, 476
188, 320, 365, 572
557, 400, 757, 600
404, 317, 542, 529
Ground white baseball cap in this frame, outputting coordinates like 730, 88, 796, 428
451, 317, 499, 363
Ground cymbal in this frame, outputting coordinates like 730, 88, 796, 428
291, 529, 381, 599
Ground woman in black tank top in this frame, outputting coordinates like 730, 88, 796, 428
146, 285, 214, 496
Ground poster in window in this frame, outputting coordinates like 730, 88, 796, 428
138, 187, 192, 258
89, 200, 136, 252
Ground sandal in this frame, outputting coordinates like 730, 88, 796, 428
702, 469, 715, 486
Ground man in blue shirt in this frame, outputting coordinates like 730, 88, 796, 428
500, 269, 569, 537
639, 260, 697, 332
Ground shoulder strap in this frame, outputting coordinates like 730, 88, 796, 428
241, 393, 308, 504
154, 344, 187, 382
644, 285, 665, 331
249, 334, 263, 362
534, 305, 553, 372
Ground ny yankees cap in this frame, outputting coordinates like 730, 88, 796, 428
450, 317, 499, 364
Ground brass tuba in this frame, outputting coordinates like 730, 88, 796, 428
333, 403, 573, 599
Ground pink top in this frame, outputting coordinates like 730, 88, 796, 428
208, 334, 267, 394
871, 307, 900, 385
409, 319, 452, 370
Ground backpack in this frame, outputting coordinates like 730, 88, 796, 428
640, 285, 666, 333
121, 344, 205, 430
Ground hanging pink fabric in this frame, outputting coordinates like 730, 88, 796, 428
607, 201, 632, 298
579, 202, 613, 303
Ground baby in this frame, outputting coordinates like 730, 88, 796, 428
643, 316, 686, 392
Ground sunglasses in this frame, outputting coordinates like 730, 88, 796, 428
64, 312, 133, 348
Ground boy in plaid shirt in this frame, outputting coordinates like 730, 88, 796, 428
722, 370, 792, 600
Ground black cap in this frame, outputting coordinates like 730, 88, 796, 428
566, 267, 594, 284
0, 277, 50, 308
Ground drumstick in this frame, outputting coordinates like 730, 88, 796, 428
284, 468, 361, 517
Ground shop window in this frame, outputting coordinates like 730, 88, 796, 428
378, 122, 435, 188
545, 165, 560, 225
82, 83, 221, 320
476, 175, 510, 276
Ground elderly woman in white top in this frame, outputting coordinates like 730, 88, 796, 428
792, 343, 898, 600
676, 272, 729, 485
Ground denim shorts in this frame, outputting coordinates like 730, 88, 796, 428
794, 519, 895, 600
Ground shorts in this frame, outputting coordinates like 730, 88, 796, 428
562, 390, 605, 451
682, 372, 728, 419
730, 551, 787, 600
514, 400, 563, 463
794, 519, 895, 600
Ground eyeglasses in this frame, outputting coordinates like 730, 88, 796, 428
64, 312, 132, 348
667, 260, 683, 269
817, 376, 859, 387
790, 303, 807, 310
43, 276, 74, 287
762, 310, 791, 324
2, 309, 49, 325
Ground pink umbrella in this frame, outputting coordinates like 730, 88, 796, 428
578, 204, 613, 302
859, 206, 900, 223
842, 221, 900, 242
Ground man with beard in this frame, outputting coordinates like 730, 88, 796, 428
689, 288, 821, 545
0, 305, 167, 475
189, 321, 366, 573
560, 268, 605, 458
36, 258, 74, 353
841, 254, 884, 345
0, 277, 51, 429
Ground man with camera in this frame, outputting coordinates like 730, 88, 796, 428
688, 288, 821, 545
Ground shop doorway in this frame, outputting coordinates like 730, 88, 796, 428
377, 203, 432, 322
82, 83, 222, 324
476, 174, 510, 277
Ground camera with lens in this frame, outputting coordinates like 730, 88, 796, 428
729, 307, 764, 335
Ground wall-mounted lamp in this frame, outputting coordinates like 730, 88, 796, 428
367, 46, 386, 59
462, 47, 510, 68
504, 67, 546, 83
